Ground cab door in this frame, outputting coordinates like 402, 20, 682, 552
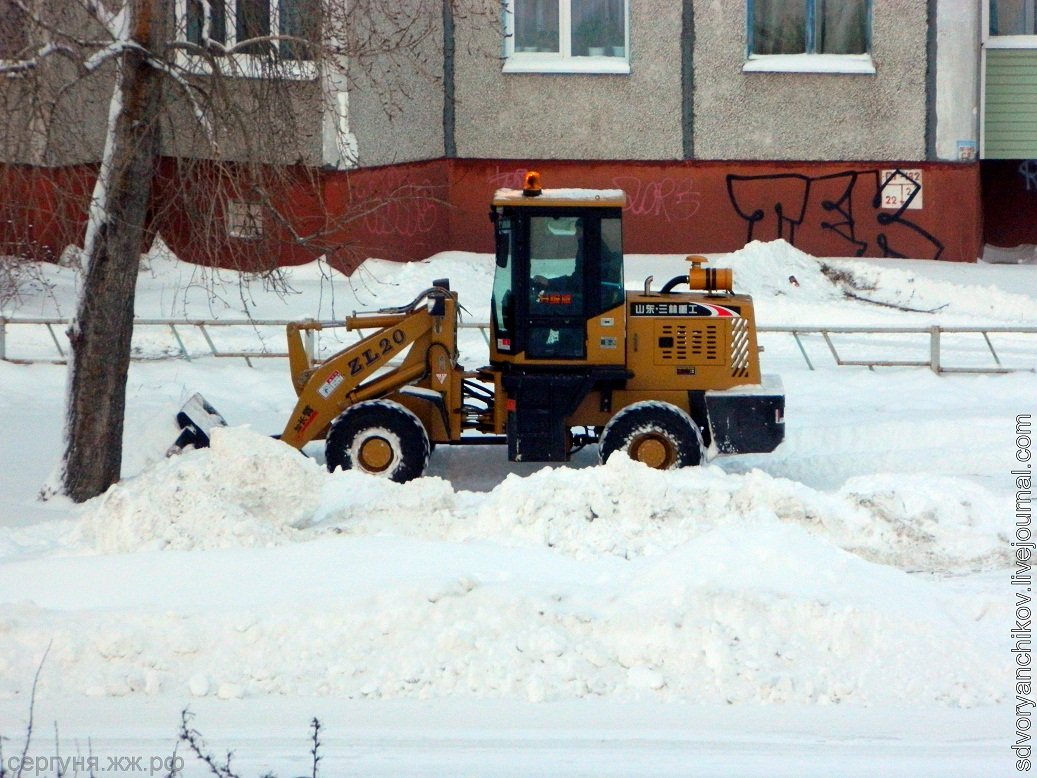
523, 213, 588, 360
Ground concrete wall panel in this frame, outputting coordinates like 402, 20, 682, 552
346, 7, 446, 168
935, 0, 979, 161
693, 0, 928, 161
453, 1, 683, 160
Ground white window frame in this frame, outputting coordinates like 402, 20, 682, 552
984, 0, 1037, 48
743, 0, 876, 75
173, 0, 317, 80
503, 0, 630, 75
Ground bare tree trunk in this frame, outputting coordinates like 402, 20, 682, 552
4, 0, 497, 502
61, 1, 160, 503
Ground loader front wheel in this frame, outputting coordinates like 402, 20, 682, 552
326, 400, 430, 482
599, 401, 704, 470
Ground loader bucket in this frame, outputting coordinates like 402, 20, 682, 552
167, 393, 228, 456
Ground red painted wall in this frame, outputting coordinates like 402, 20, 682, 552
0, 157, 982, 269
0, 165, 95, 262
448, 159, 982, 262
155, 158, 450, 274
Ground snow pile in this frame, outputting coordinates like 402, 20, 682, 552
77, 426, 324, 552
0, 520, 1000, 705
0, 429, 994, 705
838, 474, 1009, 571
718, 240, 848, 304
75, 428, 1009, 574
826, 258, 1037, 321
318, 453, 1008, 574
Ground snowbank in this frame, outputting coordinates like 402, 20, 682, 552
78, 428, 1009, 575
628, 239, 1037, 325
1, 241, 1031, 714
0, 428, 1000, 706
77, 426, 325, 552
0, 536, 1001, 705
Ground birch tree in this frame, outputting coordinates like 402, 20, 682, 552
0, 0, 494, 502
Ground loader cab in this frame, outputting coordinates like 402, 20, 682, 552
489, 176, 627, 366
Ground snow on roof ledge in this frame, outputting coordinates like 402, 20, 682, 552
493, 187, 627, 207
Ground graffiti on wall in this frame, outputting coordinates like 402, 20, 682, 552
485, 166, 946, 259
487, 168, 701, 224
352, 174, 442, 238
612, 176, 701, 222
1018, 160, 1037, 192
725, 169, 945, 260
488, 168, 529, 190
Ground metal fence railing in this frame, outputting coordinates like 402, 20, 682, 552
762, 324, 1037, 374
2, 316, 1035, 374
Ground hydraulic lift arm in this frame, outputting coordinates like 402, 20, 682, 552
280, 288, 456, 449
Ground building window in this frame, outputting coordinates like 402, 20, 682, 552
745, 0, 874, 74
227, 200, 264, 239
750, 0, 869, 55
504, 0, 630, 75
0, 0, 29, 61
178, 0, 318, 74
990, 0, 1037, 35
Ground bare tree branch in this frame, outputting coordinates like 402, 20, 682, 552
0, 43, 78, 76
2, 0, 500, 501
145, 59, 217, 151
14, 642, 51, 778
76, 0, 125, 40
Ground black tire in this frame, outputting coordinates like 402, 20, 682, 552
598, 401, 704, 469
325, 400, 430, 482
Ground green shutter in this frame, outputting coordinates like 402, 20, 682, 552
985, 49, 1037, 158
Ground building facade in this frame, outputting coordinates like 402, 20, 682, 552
1, 1, 1022, 268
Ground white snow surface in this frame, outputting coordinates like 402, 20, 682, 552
0, 239, 1033, 773
493, 187, 626, 203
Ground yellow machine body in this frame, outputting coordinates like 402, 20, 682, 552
276, 173, 784, 480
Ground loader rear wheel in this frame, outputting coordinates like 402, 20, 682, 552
598, 401, 704, 470
326, 400, 430, 482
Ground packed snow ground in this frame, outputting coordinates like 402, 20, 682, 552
0, 240, 1034, 775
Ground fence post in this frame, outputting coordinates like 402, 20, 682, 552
930, 326, 941, 374
0, 318, 5, 361
169, 324, 191, 361
792, 331, 815, 371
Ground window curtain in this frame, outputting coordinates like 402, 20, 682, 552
752, 0, 807, 55
187, 0, 227, 46
514, 0, 559, 52
279, 0, 318, 60
572, 0, 624, 55
990, 0, 1037, 35
818, 0, 867, 54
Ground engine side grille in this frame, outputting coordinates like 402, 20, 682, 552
690, 324, 721, 362
657, 323, 688, 362
730, 317, 749, 377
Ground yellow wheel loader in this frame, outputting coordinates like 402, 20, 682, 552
176, 172, 784, 481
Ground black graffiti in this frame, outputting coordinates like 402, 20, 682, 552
1019, 160, 1037, 192
726, 169, 944, 260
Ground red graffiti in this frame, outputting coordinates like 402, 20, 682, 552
612, 176, 701, 222
486, 169, 702, 224
359, 177, 441, 237
487, 168, 529, 190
